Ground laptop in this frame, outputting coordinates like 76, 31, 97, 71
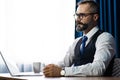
0, 51, 43, 77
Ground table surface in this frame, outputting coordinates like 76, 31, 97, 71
0, 73, 120, 80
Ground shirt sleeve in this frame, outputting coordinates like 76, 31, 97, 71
64, 32, 116, 76
57, 37, 81, 67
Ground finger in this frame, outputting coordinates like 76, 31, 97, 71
43, 66, 51, 71
43, 68, 49, 74
44, 71, 50, 75
43, 70, 53, 77
43, 67, 53, 74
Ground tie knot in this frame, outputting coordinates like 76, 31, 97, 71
82, 36, 88, 42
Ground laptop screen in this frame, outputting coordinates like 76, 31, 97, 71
0, 51, 20, 75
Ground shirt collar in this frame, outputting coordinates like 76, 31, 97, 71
83, 26, 99, 40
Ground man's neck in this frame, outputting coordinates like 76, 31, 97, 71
83, 24, 97, 34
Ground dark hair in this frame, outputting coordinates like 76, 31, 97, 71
77, 0, 99, 14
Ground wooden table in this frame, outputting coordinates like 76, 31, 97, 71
0, 73, 120, 80
22, 76, 120, 80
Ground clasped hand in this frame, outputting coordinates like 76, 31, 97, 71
43, 64, 62, 77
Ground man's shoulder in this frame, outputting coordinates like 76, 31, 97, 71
71, 37, 82, 46
97, 32, 115, 43
74, 37, 82, 42
99, 32, 114, 39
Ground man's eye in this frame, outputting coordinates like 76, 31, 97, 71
80, 14, 85, 16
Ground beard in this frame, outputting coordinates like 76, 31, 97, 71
75, 21, 89, 32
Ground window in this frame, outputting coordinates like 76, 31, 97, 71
0, 0, 75, 64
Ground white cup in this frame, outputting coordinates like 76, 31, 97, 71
33, 62, 41, 73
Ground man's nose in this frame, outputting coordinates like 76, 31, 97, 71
75, 16, 82, 22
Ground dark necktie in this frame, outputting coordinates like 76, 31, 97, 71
80, 36, 88, 55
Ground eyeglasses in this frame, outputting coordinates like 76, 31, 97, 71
74, 13, 97, 19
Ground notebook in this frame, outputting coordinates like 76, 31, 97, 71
0, 51, 43, 77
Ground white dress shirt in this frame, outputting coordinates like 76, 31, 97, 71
58, 26, 116, 76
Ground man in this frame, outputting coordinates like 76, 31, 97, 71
43, 1, 116, 77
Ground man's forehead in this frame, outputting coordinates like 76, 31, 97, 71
76, 4, 91, 13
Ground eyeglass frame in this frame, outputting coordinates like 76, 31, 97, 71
74, 12, 98, 19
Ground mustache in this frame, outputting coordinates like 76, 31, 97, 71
75, 21, 84, 25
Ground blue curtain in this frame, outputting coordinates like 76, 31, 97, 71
75, 0, 120, 57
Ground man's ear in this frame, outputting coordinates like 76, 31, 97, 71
93, 14, 99, 21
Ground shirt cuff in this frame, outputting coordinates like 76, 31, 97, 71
64, 66, 86, 76
64, 67, 73, 76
